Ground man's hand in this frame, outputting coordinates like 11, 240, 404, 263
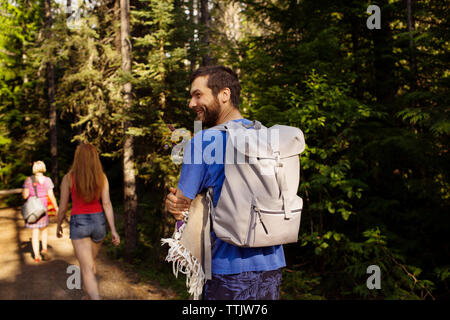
165, 187, 190, 221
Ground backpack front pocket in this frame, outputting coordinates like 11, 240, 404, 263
246, 195, 303, 247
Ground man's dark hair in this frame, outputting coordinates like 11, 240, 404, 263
190, 65, 241, 109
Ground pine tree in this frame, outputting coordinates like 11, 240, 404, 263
120, 0, 138, 260
0, 0, 46, 188
45, 0, 58, 186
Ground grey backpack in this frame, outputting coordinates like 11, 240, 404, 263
22, 176, 46, 224
208, 120, 305, 247
160, 119, 306, 297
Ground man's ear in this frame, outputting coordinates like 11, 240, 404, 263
219, 88, 231, 104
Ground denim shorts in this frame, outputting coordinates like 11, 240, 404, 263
70, 212, 106, 242
202, 268, 282, 300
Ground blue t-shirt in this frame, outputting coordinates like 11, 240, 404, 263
178, 118, 286, 275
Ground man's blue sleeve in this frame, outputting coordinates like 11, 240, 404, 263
177, 134, 207, 200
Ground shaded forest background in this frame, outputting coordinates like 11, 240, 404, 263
0, 0, 448, 299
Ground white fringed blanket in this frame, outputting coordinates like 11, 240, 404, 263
161, 193, 211, 300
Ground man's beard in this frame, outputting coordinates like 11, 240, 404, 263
199, 96, 220, 128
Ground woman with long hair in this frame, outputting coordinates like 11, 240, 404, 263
22, 161, 59, 262
56, 143, 120, 300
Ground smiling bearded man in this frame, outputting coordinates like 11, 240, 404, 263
188, 71, 230, 129
165, 65, 286, 300
193, 95, 221, 129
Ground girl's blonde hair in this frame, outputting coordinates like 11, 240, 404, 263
70, 143, 105, 203
32, 161, 46, 174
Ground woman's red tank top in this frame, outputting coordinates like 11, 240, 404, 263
70, 174, 103, 215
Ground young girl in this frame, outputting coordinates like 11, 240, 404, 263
22, 161, 59, 262
56, 143, 120, 300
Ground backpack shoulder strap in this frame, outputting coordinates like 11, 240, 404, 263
30, 176, 39, 198
209, 119, 263, 132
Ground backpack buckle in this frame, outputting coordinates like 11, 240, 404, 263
283, 195, 294, 220
274, 151, 283, 167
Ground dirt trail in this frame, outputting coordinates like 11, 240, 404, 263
0, 206, 176, 300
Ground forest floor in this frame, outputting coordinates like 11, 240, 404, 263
0, 206, 177, 300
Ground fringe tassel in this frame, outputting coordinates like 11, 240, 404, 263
161, 216, 205, 300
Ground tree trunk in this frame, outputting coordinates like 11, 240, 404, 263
159, 19, 166, 110
406, 0, 417, 89
66, 0, 72, 17
120, 0, 138, 261
371, 0, 397, 104
349, 14, 362, 99
200, 0, 212, 66
114, 0, 121, 54
45, 0, 58, 188
22, 1, 28, 101
188, 0, 197, 71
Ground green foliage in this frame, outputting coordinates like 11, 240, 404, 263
281, 269, 325, 300
0, 0, 46, 188
286, 71, 371, 221
290, 228, 435, 299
